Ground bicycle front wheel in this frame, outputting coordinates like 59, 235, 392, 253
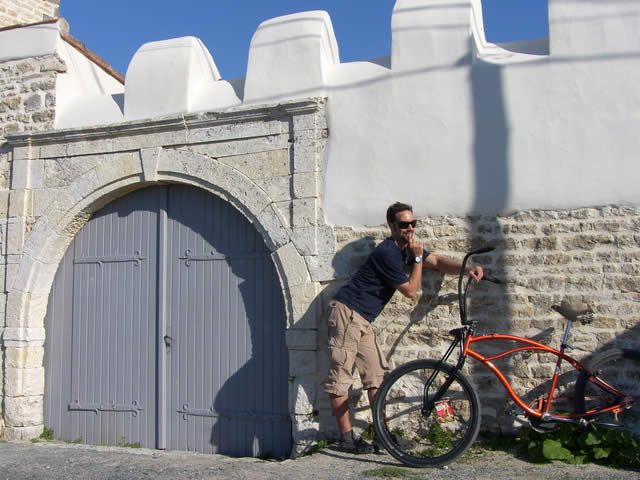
574, 348, 640, 434
373, 359, 480, 468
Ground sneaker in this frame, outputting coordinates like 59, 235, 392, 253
372, 433, 397, 452
335, 437, 376, 454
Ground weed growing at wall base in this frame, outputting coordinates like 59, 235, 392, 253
483, 425, 640, 469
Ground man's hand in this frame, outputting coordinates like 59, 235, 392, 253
467, 265, 484, 281
408, 238, 423, 258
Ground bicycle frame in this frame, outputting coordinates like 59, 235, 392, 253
424, 247, 635, 426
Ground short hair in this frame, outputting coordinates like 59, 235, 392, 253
386, 202, 413, 224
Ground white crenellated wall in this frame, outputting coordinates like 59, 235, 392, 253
3, 0, 640, 224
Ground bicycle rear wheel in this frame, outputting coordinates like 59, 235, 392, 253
373, 359, 480, 468
574, 348, 640, 434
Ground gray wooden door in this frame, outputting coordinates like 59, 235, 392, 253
44, 185, 291, 457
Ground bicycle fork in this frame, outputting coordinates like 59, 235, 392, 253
422, 328, 467, 416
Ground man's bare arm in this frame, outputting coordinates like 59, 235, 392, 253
424, 253, 484, 280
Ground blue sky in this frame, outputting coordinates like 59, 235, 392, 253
60, 1, 549, 80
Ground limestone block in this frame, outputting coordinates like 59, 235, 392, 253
40, 191, 75, 235
139, 147, 161, 182
256, 203, 290, 252
10, 159, 29, 189
305, 254, 349, 282
292, 198, 319, 227
67, 168, 100, 205
286, 329, 318, 351
92, 152, 141, 185
11, 146, 33, 161
290, 225, 335, 256
217, 149, 289, 180
186, 118, 285, 145
2, 327, 46, 346
23, 218, 68, 262
8, 189, 33, 218
6, 219, 26, 255
5, 347, 44, 369
5, 292, 49, 329
25, 156, 45, 188
111, 130, 186, 152
292, 113, 319, 133
272, 242, 311, 288
255, 175, 292, 203
287, 282, 323, 329
38, 143, 68, 159
187, 134, 290, 159
273, 200, 293, 227
291, 140, 322, 173
291, 414, 321, 458
5, 367, 45, 396
292, 172, 319, 199
4, 395, 44, 427
244, 11, 338, 104
289, 350, 317, 376
45, 154, 101, 187
64, 138, 112, 157
291, 378, 316, 414
0, 190, 9, 217
1, 425, 43, 441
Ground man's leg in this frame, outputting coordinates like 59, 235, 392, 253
329, 394, 352, 434
367, 387, 378, 412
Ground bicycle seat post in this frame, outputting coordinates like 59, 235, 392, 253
560, 319, 575, 352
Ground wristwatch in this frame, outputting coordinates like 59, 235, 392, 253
414, 255, 422, 264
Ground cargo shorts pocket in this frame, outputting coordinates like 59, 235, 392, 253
328, 345, 354, 368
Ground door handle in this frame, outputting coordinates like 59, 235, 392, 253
163, 335, 174, 347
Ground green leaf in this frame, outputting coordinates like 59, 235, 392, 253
542, 439, 572, 460
584, 431, 602, 445
593, 447, 611, 459
568, 455, 587, 465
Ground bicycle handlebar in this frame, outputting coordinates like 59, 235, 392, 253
458, 246, 502, 324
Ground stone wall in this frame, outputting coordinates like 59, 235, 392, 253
0, 38, 64, 438
0, 54, 64, 141
315, 206, 640, 436
0, 0, 59, 28
1, 99, 331, 449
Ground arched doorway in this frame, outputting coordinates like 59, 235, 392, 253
44, 185, 291, 457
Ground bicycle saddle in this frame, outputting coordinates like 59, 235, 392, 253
551, 300, 594, 323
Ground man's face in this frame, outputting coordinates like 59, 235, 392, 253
389, 210, 416, 246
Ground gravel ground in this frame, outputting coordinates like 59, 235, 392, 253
1, 440, 638, 480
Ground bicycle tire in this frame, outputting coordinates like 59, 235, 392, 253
373, 359, 480, 468
574, 348, 640, 434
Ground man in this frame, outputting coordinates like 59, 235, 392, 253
324, 202, 484, 454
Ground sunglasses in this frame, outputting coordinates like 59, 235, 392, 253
395, 220, 417, 229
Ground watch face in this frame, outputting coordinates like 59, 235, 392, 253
415, 256, 422, 263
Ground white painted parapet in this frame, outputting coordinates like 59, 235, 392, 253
0, 20, 59, 62
243, 11, 339, 105
392, 0, 472, 70
123, 36, 240, 121
5, 1, 640, 225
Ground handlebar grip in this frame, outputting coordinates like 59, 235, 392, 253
482, 275, 503, 284
471, 246, 495, 255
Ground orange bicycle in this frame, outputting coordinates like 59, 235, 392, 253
372, 247, 640, 468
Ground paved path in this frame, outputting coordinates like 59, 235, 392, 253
1, 440, 638, 479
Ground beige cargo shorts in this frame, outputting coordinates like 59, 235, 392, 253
324, 300, 389, 396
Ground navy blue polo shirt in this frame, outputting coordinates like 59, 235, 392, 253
334, 238, 429, 322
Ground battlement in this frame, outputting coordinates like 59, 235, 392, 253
2, 0, 640, 222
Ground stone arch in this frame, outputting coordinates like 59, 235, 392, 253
4, 147, 313, 439
13, 148, 302, 330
